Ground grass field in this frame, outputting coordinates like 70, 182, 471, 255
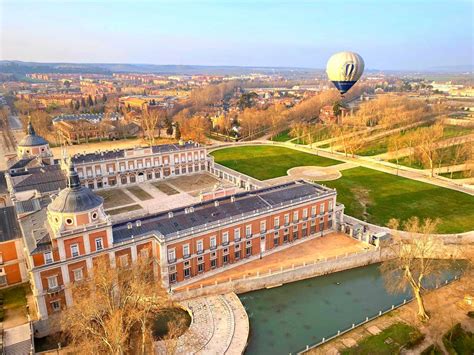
152, 182, 180, 195
96, 188, 134, 209
126, 186, 153, 200
392, 143, 472, 170
354, 123, 471, 157
211, 145, 342, 180
270, 129, 291, 142
107, 204, 142, 215
439, 170, 472, 179
341, 323, 422, 355
319, 167, 474, 233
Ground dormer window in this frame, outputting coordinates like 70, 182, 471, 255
65, 218, 73, 225
91, 212, 98, 220
44, 252, 53, 264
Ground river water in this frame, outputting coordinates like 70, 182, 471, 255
239, 263, 461, 355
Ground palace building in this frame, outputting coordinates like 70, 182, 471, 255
20, 163, 342, 328
0, 122, 345, 335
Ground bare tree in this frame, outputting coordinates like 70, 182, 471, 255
381, 217, 452, 322
388, 133, 404, 175
415, 123, 444, 177
60, 256, 171, 354
142, 109, 162, 146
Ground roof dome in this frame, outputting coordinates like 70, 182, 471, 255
18, 121, 49, 147
48, 161, 103, 213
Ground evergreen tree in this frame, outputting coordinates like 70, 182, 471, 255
87, 95, 94, 107
81, 97, 86, 108
175, 123, 181, 140
74, 100, 80, 110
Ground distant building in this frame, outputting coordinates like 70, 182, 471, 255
319, 105, 349, 124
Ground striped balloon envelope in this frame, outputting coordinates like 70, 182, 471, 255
326, 51, 364, 95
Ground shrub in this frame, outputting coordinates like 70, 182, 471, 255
467, 311, 474, 318
406, 332, 425, 349
421, 344, 442, 355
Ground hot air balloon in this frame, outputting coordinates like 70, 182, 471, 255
326, 51, 364, 96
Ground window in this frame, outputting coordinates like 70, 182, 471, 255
65, 218, 74, 225
303, 208, 308, 219
91, 211, 98, 220
274, 217, 280, 229
47, 276, 58, 290
196, 240, 203, 253
245, 225, 252, 237
293, 211, 299, 222
184, 268, 190, 278
198, 263, 204, 273
235, 250, 241, 260
234, 228, 241, 241
140, 248, 150, 258
223, 254, 229, 264
169, 273, 177, 284
70, 244, 79, 257
311, 206, 316, 217
183, 244, 190, 258
210, 236, 217, 249
0, 274, 6, 286
119, 255, 129, 267
222, 232, 229, 245
329, 200, 333, 211
73, 268, 83, 282
274, 234, 279, 246
51, 300, 61, 312
44, 252, 53, 264
246, 246, 252, 257
320, 203, 325, 214
168, 248, 176, 263
260, 220, 266, 233
95, 238, 103, 251
211, 259, 217, 268
284, 214, 290, 225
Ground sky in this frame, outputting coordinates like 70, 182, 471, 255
0, 0, 472, 70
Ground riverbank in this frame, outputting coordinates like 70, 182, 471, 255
304, 276, 473, 355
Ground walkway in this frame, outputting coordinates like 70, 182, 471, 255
175, 233, 368, 291
3, 323, 32, 355
155, 293, 249, 354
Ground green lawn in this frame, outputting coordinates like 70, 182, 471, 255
126, 186, 153, 200
442, 124, 473, 139
319, 167, 474, 233
443, 323, 474, 355
1, 284, 28, 310
96, 188, 134, 208
392, 143, 472, 170
270, 129, 291, 142
341, 323, 423, 355
211, 145, 342, 180
439, 170, 473, 179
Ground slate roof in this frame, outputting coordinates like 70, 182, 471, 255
18, 121, 48, 147
48, 162, 103, 213
0, 206, 21, 242
113, 180, 334, 244
10, 165, 66, 194
71, 142, 199, 164
18, 208, 51, 255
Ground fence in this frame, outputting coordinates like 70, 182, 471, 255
294, 274, 461, 354
172, 248, 385, 301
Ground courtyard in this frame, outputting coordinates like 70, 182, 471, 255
95, 173, 236, 218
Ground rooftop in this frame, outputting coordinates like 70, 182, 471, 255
9, 165, 66, 194
18, 121, 48, 147
0, 206, 21, 242
112, 180, 335, 244
71, 141, 201, 164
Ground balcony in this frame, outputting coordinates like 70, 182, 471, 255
197, 249, 204, 255
210, 245, 217, 251
168, 257, 176, 263
274, 225, 280, 230
222, 241, 229, 246
234, 237, 241, 242
183, 253, 191, 259
246, 234, 252, 239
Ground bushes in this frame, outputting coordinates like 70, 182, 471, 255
421, 344, 443, 355
405, 332, 425, 349
467, 311, 474, 318
443, 323, 474, 355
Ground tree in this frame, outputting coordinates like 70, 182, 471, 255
414, 123, 444, 177
81, 97, 87, 108
174, 123, 181, 140
381, 217, 453, 322
87, 95, 94, 107
64, 80, 71, 88
449, 142, 472, 178
60, 256, 170, 355
388, 133, 404, 175
141, 109, 163, 145
102, 93, 108, 103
